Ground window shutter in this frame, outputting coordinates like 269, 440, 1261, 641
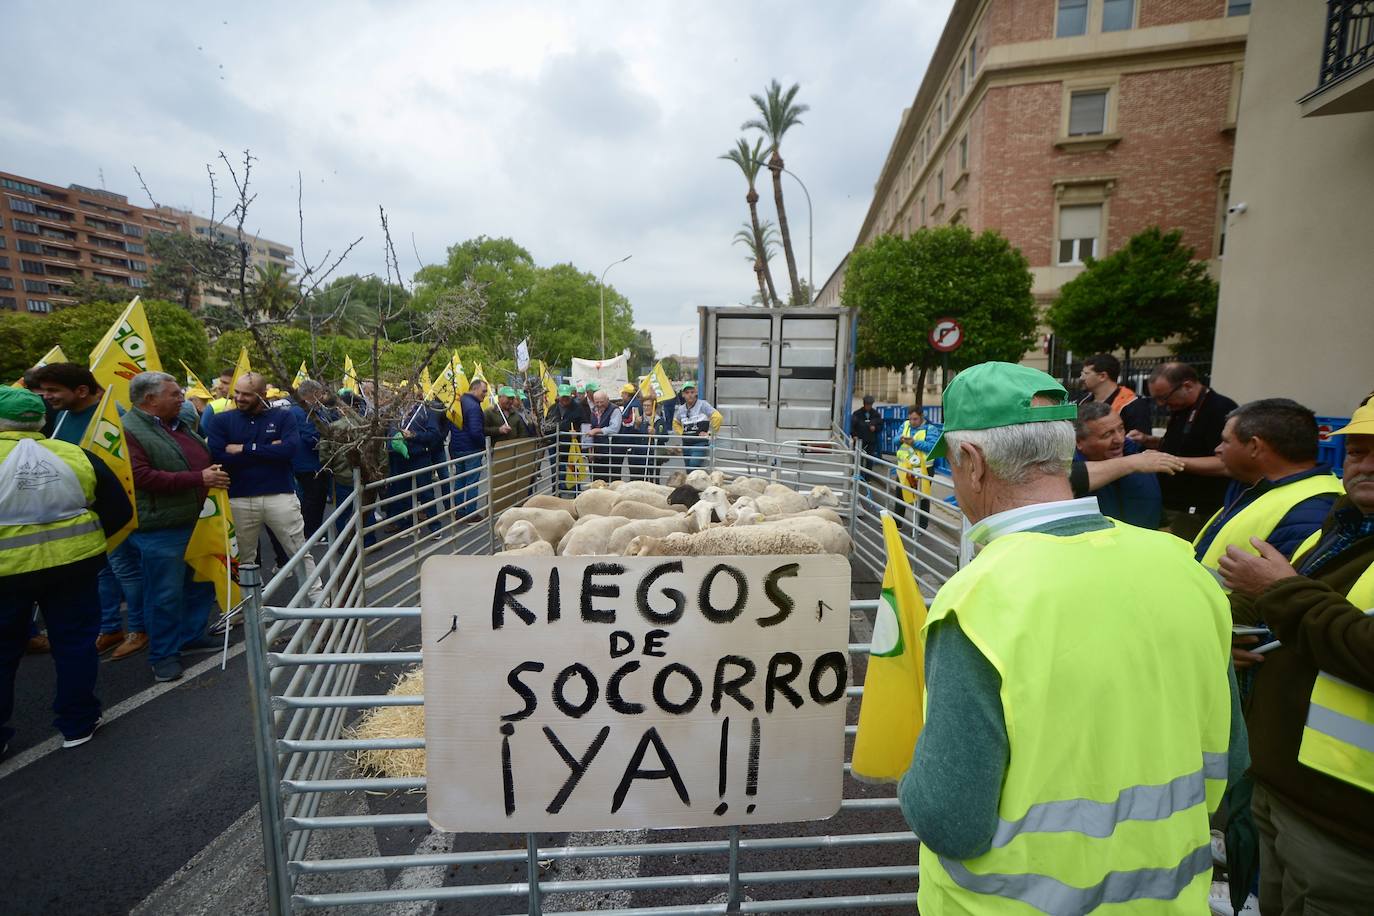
1068, 90, 1108, 136
1059, 204, 1101, 242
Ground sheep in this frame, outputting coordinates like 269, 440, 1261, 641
494, 507, 575, 546
808, 485, 840, 509
731, 504, 763, 526
573, 488, 622, 518
627, 527, 826, 557
501, 519, 541, 548
559, 515, 633, 556
607, 482, 673, 510
754, 516, 852, 555
685, 469, 712, 491
609, 500, 679, 520
610, 480, 673, 498
668, 485, 700, 510
664, 470, 688, 488
741, 486, 810, 517
708, 470, 726, 488
697, 486, 733, 519
524, 493, 579, 516
496, 539, 555, 557
606, 514, 699, 555
724, 475, 769, 499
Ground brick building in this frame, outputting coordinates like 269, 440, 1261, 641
0, 171, 185, 315
831, 0, 1251, 404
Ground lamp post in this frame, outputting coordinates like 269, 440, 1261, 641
599, 254, 632, 358
754, 159, 813, 303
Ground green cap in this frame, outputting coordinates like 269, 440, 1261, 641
585, 381, 600, 392
557, 384, 574, 397
0, 387, 46, 423
680, 380, 697, 390
498, 386, 517, 398
928, 362, 1076, 459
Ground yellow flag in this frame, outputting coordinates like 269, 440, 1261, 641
419, 366, 433, 399
12, 345, 68, 386
180, 360, 213, 399
292, 361, 310, 390
82, 389, 138, 549
185, 488, 242, 615
567, 437, 589, 487
428, 352, 468, 425
532, 359, 558, 408
471, 363, 497, 409
851, 512, 929, 783
89, 297, 162, 407
639, 360, 677, 400
342, 355, 359, 393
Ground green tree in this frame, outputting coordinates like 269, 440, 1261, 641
743, 79, 808, 306
733, 220, 779, 306
250, 263, 295, 321
62, 275, 139, 307
1, 299, 211, 381
412, 236, 536, 353
659, 356, 683, 381
844, 227, 1038, 406
720, 137, 781, 307
1047, 227, 1219, 361
628, 328, 656, 377
146, 230, 235, 310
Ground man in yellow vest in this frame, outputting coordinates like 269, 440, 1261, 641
899, 361, 1243, 914
894, 405, 934, 530
1193, 398, 1343, 572
0, 388, 132, 754
1221, 396, 1374, 915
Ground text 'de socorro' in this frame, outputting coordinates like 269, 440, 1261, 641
420, 555, 851, 832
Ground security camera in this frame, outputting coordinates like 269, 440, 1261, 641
1227, 202, 1248, 215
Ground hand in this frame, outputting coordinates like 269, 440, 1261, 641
1232, 634, 1265, 670
500, 424, 511, 434
1124, 450, 1185, 475
402, 429, 415, 439
201, 465, 232, 488
225, 443, 244, 455
1126, 430, 1161, 449
1219, 538, 1300, 597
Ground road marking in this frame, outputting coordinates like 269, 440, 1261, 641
543, 828, 648, 911
385, 830, 456, 916
0, 642, 247, 782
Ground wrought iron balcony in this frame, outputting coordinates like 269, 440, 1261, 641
1302, 1, 1374, 116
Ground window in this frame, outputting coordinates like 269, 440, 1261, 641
20, 259, 44, 274
1, 178, 42, 195
960, 59, 967, 95
1227, 0, 1250, 15
937, 169, 945, 203
0, 277, 12, 290
0, 235, 5, 248
16, 239, 41, 254
8, 197, 37, 214
920, 134, 927, 163
0, 296, 15, 310
122, 223, 143, 238
27, 299, 51, 313
0, 256, 7, 269
945, 88, 953, 120
1057, 204, 1102, 265
1068, 89, 1109, 135
936, 104, 944, 131
959, 135, 969, 171
129, 277, 148, 289
1057, 0, 1088, 37
12, 219, 38, 234
23, 279, 47, 293
130, 260, 147, 272
125, 242, 145, 254
968, 38, 976, 78
1102, 0, 1134, 31
927, 124, 934, 153
919, 195, 927, 224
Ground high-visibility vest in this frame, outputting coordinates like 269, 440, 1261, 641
0, 432, 107, 576
1192, 473, 1344, 570
895, 421, 931, 499
1289, 528, 1374, 794
919, 522, 1231, 914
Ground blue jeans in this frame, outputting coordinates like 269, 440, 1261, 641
448, 453, 484, 517
1, 555, 104, 743
682, 438, 710, 469
98, 540, 145, 635
128, 526, 215, 666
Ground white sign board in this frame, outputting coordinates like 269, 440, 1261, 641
569, 354, 629, 392
420, 554, 852, 833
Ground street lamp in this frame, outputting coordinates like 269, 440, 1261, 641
753, 159, 813, 303
599, 254, 632, 358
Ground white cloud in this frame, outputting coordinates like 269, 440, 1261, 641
1, 0, 952, 356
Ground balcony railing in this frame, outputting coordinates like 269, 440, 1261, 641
1318, 1, 1374, 91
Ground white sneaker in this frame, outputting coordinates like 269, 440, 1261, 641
62, 717, 103, 749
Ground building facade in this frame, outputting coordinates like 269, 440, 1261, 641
164, 209, 295, 311
846, 0, 1250, 403
1211, 0, 1374, 419
0, 171, 184, 315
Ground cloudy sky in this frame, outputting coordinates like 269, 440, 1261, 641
2, 0, 951, 357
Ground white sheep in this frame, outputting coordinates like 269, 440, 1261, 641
607, 482, 673, 510
724, 475, 769, 499
807, 485, 840, 509
573, 488, 622, 517
697, 486, 733, 519
496, 539, 555, 557
685, 469, 712, 491
611, 480, 673, 498
606, 514, 699, 555
754, 515, 851, 555
559, 515, 632, 556
609, 501, 679, 520
494, 507, 576, 546
742, 485, 810, 517
524, 493, 579, 516
501, 519, 541, 548
627, 527, 825, 556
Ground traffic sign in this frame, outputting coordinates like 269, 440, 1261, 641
929, 318, 963, 352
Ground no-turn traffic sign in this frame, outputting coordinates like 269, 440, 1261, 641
929, 318, 963, 352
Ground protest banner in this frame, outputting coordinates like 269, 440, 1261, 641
570, 354, 629, 393
420, 554, 851, 833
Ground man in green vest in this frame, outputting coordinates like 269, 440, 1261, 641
899, 361, 1244, 914
0, 387, 132, 754
1193, 398, 1343, 572
1222, 396, 1374, 915
122, 371, 232, 684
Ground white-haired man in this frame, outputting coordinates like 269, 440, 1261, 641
898, 361, 1245, 913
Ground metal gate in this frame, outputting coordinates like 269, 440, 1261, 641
242, 431, 966, 913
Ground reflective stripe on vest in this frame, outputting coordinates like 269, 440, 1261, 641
0, 517, 101, 550
1193, 474, 1344, 570
0, 434, 107, 575
918, 523, 1231, 914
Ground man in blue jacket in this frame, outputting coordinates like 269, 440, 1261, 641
446, 379, 488, 521
1073, 400, 1164, 528
206, 372, 318, 591
389, 393, 449, 533
290, 380, 339, 539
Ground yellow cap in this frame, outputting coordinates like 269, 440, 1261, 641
621, 383, 637, 396
1331, 400, 1374, 437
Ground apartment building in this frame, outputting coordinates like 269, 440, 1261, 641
838, 0, 1250, 403
0, 171, 185, 315
161, 209, 295, 311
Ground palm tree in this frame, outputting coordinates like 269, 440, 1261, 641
250, 262, 295, 320
733, 221, 779, 306
720, 137, 781, 307
743, 79, 809, 306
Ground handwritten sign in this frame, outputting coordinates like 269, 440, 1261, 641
420, 555, 851, 832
